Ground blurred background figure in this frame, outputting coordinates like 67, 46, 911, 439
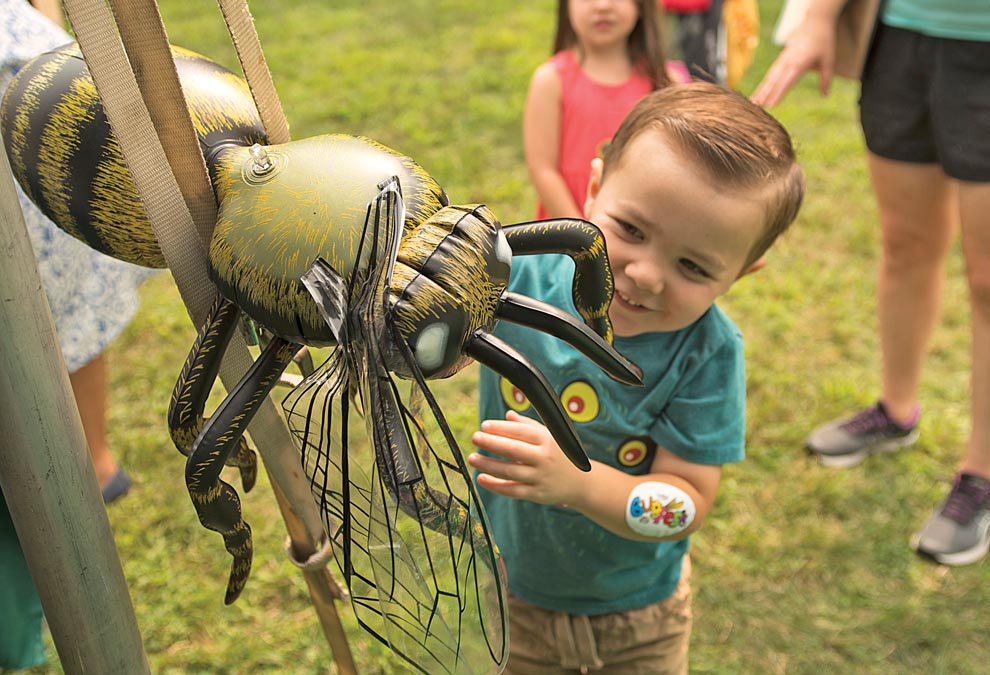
524, 0, 676, 223
659, 0, 759, 87
661, 0, 723, 82
753, 0, 990, 567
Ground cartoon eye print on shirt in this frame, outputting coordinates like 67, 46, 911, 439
560, 380, 599, 423
616, 436, 657, 469
500, 377, 531, 412
499, 377, 601, 424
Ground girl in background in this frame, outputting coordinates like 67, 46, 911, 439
525, 0, 682, 220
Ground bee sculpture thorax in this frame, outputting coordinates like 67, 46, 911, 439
207, 133, 455, 349
209, 134, 511, 380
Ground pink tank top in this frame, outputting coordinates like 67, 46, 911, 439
535, 50, 653, 220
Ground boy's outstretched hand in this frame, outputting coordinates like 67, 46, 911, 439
471, 411, 721, 541
470, 411, 589, 507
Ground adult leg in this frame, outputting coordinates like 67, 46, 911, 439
957, 181, 990, 478
868, 153, 957, 423
68, 354, 118, 488
911, 182, 990, 565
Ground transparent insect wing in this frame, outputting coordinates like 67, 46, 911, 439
285, 179, 507, 674
283, 347, 349, 538
361, 331, 508, 674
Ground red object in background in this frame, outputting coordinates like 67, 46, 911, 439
659, 0, 711, 13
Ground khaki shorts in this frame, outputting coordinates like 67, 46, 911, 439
505, 556, 693, 675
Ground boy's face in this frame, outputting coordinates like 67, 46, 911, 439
584, 129, 767, 336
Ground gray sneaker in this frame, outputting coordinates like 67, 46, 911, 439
911, 473, 990, 566
806, 402, 919, 468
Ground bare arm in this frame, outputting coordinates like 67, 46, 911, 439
469, 411, 722, 541
751, 0, 848, 107
523, 61, 583, 219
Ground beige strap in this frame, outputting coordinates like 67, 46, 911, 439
61, 0, 216, 317
216, 0, 291, 144
107, 0, 217, 247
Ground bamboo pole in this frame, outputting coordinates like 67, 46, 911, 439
0, 143, 150, 675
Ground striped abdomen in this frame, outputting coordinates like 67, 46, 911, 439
1, 43, 266, 268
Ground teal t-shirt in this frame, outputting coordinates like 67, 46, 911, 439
477, 255, 746, 615
883, 0, 990, 41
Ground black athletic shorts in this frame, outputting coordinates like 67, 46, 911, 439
860, 23, 990, 182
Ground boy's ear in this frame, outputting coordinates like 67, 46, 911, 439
584, 157, 604, 217
738, 256, 767, 279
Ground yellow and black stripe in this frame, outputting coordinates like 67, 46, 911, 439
1, 43, 267, 268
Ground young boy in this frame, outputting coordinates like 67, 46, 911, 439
469, 82, 804, 674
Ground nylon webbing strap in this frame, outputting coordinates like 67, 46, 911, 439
107, 0, 217, 247
216, 0, 291, 144
60, 0, 327, 548
61, 0, 215, 317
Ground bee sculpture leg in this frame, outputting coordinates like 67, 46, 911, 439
168, 297, 259, 492
502, 220, 617, 343
367, 348, 480, 546
175, 297, 300, 604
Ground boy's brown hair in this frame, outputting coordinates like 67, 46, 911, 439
553, 0, 670, 90
602, 82, 805, 269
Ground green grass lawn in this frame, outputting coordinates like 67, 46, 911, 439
17, 0, 990, 673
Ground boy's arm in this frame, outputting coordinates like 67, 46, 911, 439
470, 411, 722, 541
751, 0, 848, 107
522, 62, 583, 219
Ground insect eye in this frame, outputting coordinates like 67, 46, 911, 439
616, 436, 656, 467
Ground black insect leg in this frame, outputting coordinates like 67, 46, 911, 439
466, 332, 591, 471
502, 219, 616, 343
168, 296, 258, 491
185, 334, 299, 604
367, 367, 455, 535
497, 292, 642, 385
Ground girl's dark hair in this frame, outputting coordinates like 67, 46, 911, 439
553, 0, 670, 90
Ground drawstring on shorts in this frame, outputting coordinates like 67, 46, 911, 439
552, 611, 605, 672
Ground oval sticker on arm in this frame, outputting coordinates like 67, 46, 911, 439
625, 482, 696, 538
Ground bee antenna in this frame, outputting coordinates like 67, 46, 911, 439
497, 292, 642, 385
465, 332, 591, 471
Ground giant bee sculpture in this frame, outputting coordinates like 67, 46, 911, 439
1, 44, 641, 674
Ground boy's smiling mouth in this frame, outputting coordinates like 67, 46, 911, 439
616, 289, 650, 311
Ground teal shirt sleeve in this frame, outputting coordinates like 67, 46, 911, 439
646, 311, 746, 465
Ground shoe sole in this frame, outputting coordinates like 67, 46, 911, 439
812, 428, 920, 468
911, 524, 990, 567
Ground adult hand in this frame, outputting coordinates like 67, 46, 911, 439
751, 16, 838, 107
469, 410, 589, 506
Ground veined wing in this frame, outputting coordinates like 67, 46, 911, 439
286, 178, 507, 674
